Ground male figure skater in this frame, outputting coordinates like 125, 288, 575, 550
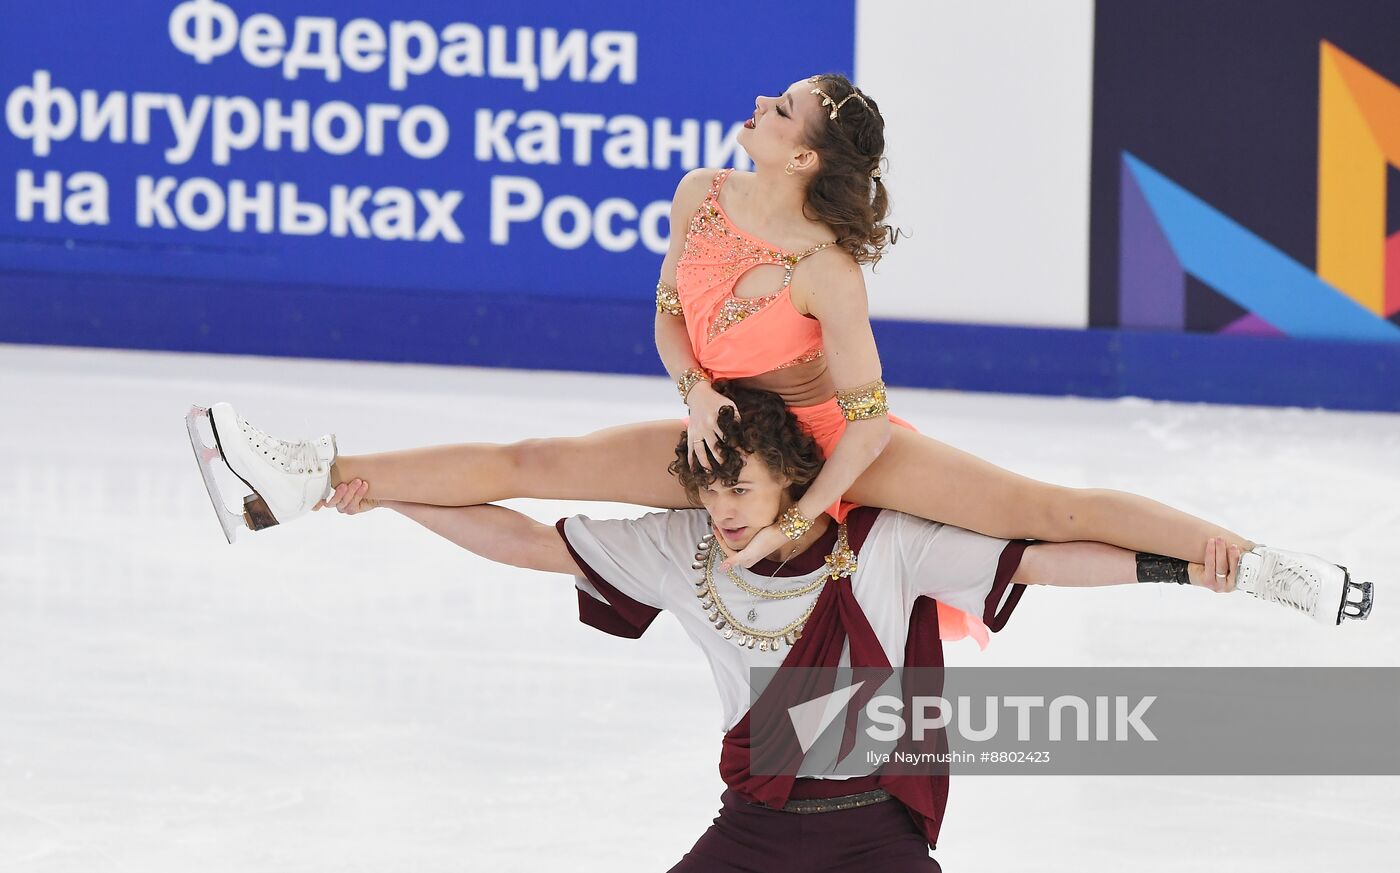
314, 382, 1327, 872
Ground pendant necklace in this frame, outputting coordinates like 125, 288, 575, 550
690, 522, 858, 651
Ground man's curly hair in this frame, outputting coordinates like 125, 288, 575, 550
669, 381, 824, 505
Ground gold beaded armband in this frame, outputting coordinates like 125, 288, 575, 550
656, 279, 683, 316
777, 505, 814, 541
835, 379, 890, 421
677, 367, 709, 402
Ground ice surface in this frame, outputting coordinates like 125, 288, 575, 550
1, 343, 1397, 871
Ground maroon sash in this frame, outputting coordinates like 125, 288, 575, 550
558, 510, 1029, 850
718, 510, 1029, 851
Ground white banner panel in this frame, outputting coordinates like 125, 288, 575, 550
856, 0, 1093, 327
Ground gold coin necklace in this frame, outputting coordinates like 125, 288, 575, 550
691, 523, 858, 652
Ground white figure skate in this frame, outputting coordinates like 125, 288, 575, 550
185, 403, 336, 543
1235, 546, 1374, 626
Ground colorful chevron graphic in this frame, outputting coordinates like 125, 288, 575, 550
1119, 42, 1400, 343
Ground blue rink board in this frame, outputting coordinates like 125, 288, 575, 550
3, 273, 1398, 413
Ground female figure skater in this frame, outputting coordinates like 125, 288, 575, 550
186, 74, 1372, 631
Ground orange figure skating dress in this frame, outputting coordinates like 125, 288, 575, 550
674, 169, 990, 647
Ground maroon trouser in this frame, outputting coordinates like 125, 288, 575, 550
667, 788, 940, 873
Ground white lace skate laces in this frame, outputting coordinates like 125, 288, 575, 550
285, 439, 324, 474
241, 419, 326, 475
1255, 556, 1321, 617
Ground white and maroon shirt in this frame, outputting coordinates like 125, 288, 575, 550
553, 505, 1030, 851
554, 509, 1030, 850
556, 506, 1024, 732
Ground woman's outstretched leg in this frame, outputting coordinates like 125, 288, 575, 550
191, 404, 693, 543
846, 427, 1255, 563
331, 419, 694, 508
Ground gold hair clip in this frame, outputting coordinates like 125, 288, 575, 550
809, 84, 872, 121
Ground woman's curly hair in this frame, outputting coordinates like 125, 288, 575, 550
669, 382, 823, 505
801, 73, 892, 267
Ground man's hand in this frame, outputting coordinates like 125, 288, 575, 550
314, 478, 378, 515
1189, 536, 1241, 592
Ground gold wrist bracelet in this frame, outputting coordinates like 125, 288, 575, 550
835, 379, 890, 421
656, 279, 683, 316
777, 505, 814, 541
677, 367, 709, 402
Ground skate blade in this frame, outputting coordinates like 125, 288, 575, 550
1340, 575, 1373, 622
192, 404, 287, 540
186, 405, 245, 544
188, 405, 289, 542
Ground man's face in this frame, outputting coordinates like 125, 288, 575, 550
696, 452, 788, 552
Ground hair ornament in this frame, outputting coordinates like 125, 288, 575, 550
807, 76, 872, 121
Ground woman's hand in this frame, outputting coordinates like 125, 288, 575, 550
1189, 536, 1240, 593
717, 523, 789, 571
685, 381, 738, 470
313, 478, 378, 515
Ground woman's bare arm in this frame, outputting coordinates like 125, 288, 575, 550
654, 168, 715, 382
789, 254, 892, 522
653, 167, 760, 469
720, 253, 891, 567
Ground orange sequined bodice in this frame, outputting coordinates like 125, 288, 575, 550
670, 169, 991, 650
674, 169, 835, 380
